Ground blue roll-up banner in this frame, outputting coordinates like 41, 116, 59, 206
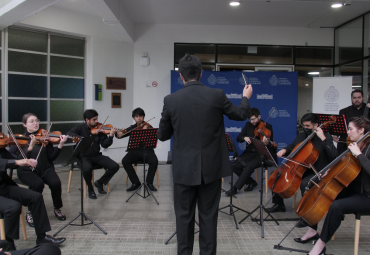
171, 70, 298, 164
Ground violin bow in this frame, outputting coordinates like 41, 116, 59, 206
7, 125, 28, 160
265, 107, 276, 123
33, 123, 53, 171
121, 117, 156, 135
95, 116, 109, 134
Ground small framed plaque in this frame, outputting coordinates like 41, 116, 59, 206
106, 77, 126, 90
111, 93, 121, 108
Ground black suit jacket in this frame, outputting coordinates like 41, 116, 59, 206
158, 81, 250, 185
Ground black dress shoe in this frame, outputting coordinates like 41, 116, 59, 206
94, 180, 107, 194
296, 218, 309, 228
54, 209, 66, 221
26, 211, 34, 227
88, 189, 97, 199
306, 246, 326, 255
245, 181, 258, 191
126, 183, 141, 191
225, 187, 238, 197
265, 204, 286, 213
147, 183, 157, 191
7, 242, 16, 251
36, 235, 66, 246
294, 233, 319, 244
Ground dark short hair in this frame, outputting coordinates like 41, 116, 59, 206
351, 89, 363, 97
83, 109, 98, 120
301, 113, 319, 125
22, 113, 37, 124
132, 108, 145, 118
178, 53, 202, 82
249, 108, 261, 119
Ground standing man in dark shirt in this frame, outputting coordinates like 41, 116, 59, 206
266, 113, 338, 220
116, 108, 158, 192
334, 90, 370, 154
67, 109, 120, 199
225, 107, 277, 196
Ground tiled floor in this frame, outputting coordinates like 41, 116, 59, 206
11, 164, 370, 254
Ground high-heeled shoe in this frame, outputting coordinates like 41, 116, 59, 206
294, 233, 319, 244
306, 246, 326, 255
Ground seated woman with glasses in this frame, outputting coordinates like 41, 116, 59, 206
9, 113, 69, 227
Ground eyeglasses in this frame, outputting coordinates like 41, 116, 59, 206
27, 119, 40, 124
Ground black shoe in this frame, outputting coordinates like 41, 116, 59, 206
88, 189, 97, 199
36, 235, 66, 246
26, 211, 34, 227
147, 183, 157, 191
7, 241, 16, 251
294, 233, 319, 244
225, 187, 238, 197
265, 204, 286, 213
94, 180, 107, 194
306, 246, 326, 255
245, 181, 258, 191
54, 209, 66, 221
296, 218, 309, 228
126, 183, 141, 191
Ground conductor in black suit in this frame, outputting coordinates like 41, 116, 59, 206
158, 54, 253, 255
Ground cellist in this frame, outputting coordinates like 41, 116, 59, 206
302, 116, 370, 255
266, 113, 338, 218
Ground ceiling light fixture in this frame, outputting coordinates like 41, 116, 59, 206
331, 3, 343, 8
308, 72, 320, 75
230, 1, 240, 6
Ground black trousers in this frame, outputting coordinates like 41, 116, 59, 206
122, 150, 158, 184
17, 168, 62, 209
320, 191, 370, 243
174, 179, 221, 255
0, 186, 51, 239
11, 244, 61, 255
232, 151, 261, 190
81, 154, 119, 188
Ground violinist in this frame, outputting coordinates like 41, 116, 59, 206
9, 113, 69, 227
304, 116, 370, 255
116, 108, 158, 192
67, 109, 120, 199
225, 108, 277, 196
266, 113, 338, 219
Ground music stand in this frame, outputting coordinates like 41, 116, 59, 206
126, 128, 159, 205
218, 134, 251, 229
315, 113, 347, 136
53, 136, 107, 236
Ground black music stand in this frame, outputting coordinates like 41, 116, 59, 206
218, 134, 251, 229
53, 136, 107, 236
126, 128, 159, 205
238, 138, 278, 237
315, 113, 347, 137
164, 220, 200, 245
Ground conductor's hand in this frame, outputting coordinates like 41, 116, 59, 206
15, 159, 37, 168
110, 127, 118, 136
277, 149, 286, 158
243, 84, 253, 99
244, 137, 251, 144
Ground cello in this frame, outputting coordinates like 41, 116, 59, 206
267, 116, 337, 199
296, 131, 370, 226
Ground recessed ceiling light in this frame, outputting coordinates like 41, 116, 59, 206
230, 1, 240, 6
308, 72, 320, 75
305, 84, 309, 86
175, 67, 179, 71
331, 3, 343, 8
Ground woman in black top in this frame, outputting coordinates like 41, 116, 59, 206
300, 116, 370, 255
9, 113, 68, 227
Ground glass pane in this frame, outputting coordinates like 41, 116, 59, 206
218, 45, 293, 64
8, 74, 47, 97
50, 35, 84, 57
50, 56, 84, 76
8, 51, 47, 74
336, 17, 363, 64
50, 101, 84, 121
51, 123, 83, 135
53, 145, 74, 165
339, 61, 363, 88
0, 50, 2, 70
295, 47, 333, 65
8, 100, 47, 122
50, 77, 84, 99
8, 124, 47, 135
175, 44, 215, 63
8, 28, 47, 52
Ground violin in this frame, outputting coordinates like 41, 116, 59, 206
137, 121, 151, 130
34, 129, 79, 144
117, 117, 156, 137
90, 123, 125, 135
254, 121, 277, 148
0, 133, 29, 148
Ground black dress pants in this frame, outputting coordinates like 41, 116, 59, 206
81, 154, 119, 188
17, 168, 63, 209
11, 244, 61, 255
232, 151, 261, 190
122, 150, 158, 184
0, 186, 51, 238
174, 179, 221, 255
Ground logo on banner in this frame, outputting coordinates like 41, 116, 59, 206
269, 107, 279, 118
257, 94, 273, 99
208, 74, 218, 85
324, 86, 339, 102
177, 77, 184, 85
238, 142, 246, 151
225, 127, 242, 132
226, 93, 243, 99
269, 75, 279, 86
239, 76, 248, 85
